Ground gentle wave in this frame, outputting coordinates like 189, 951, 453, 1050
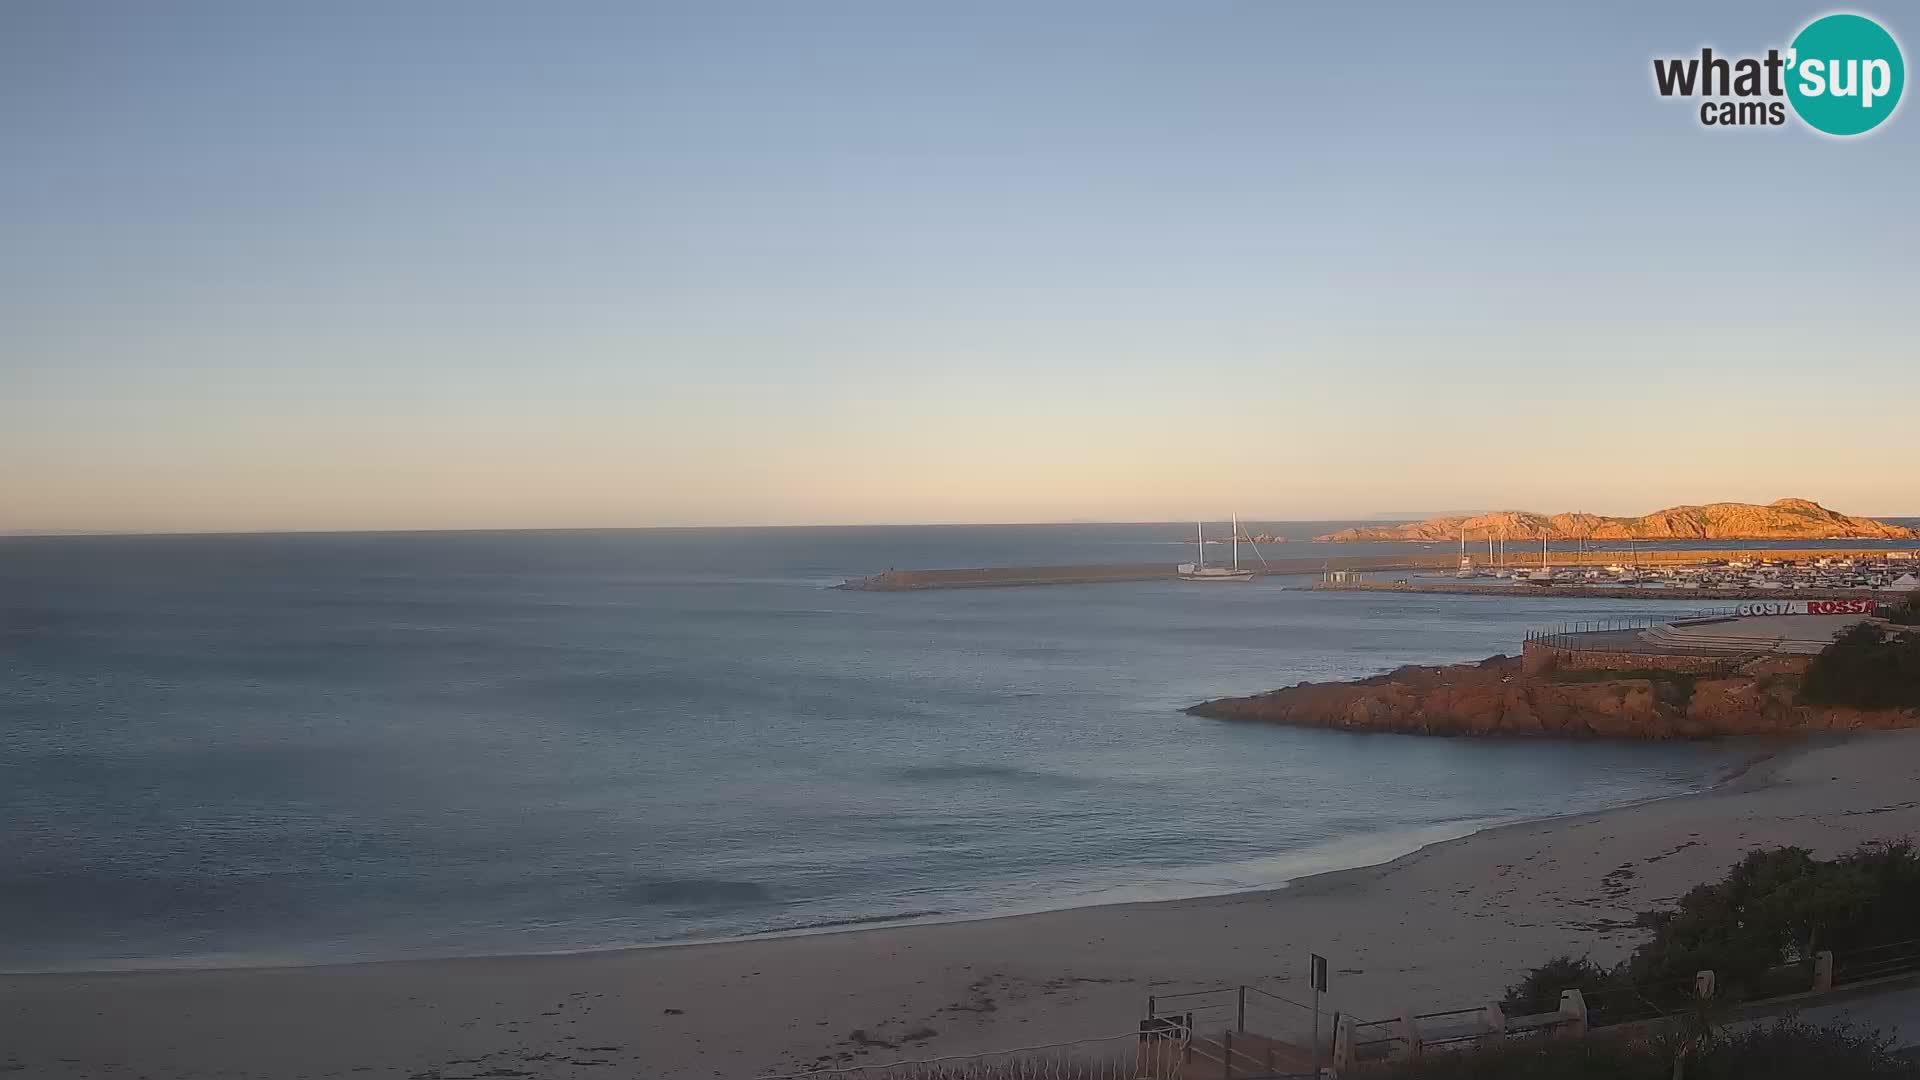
622, 879, 774, 906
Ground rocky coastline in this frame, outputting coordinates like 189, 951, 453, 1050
1186, 654, 1920, 739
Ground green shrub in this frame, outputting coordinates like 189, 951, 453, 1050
1684, 1019, 1918, 1079
1625, 846, 1858, 1004
1819, 840, 1920, 953
1545, 668, 1701, 706
1888, 593, 1920, 627
1363, 1033, 1658, 1079
1501, 956, 1630, 1024
1361, 1020, 1918, 1079
1800, 624, 1920, 709
1472, 843, 1920, 1078
1503, 842, 1920, 1019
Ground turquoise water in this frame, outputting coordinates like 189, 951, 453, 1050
0, 525, 1780, 971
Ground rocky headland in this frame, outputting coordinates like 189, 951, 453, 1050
1187, 654, 1920, 739
1315, 498, 1918, 543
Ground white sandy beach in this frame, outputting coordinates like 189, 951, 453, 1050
5, 731, 1919, 1080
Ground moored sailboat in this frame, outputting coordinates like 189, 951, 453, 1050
1178, 516, 1255, 582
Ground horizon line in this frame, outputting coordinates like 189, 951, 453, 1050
5, 513, 1919, 542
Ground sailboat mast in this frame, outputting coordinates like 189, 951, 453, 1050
1196, 520, 1204, 570
1232, 514, 1239, 570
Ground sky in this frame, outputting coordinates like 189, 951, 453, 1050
3, 1, 1916, 533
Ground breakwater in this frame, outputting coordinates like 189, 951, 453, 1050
837, 563, 1176, 590
837, 555, 1461, 591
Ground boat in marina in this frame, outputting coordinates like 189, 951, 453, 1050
1455, 527, 1476, 578
1522, 534, 1558, 585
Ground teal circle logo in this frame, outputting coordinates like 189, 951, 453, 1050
1786, 13, 1905, 136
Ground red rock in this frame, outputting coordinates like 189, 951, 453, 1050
1185, 654, 1920, 740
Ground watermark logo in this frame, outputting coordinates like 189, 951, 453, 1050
1788, 13, 1905, 134
1652, 12, 1904, 135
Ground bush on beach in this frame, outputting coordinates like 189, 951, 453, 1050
1499, 955, 1630, 1024
1503, 842, 1920, 1020
1800, 623, 1920, 710
1359, 1019, 1919, 1079
1885, 592, 1920, 627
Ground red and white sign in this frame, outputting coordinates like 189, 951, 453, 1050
1807, 598, 1878, 615
1736, 599, 1877, 617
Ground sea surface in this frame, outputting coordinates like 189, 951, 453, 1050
7, 523, 1905, 972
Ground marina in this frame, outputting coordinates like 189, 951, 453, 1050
1352, 546, 1920, 597
1312, 579, 1897, 602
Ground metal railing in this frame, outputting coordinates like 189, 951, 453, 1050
1834, 937, 1920, 986
1347, 1015, 1406, 1063
1523, 610, 1743, 655
1144, 983, 1328, 1078
1408, 1005, 1499, 1050
1185, 1031, 1317, 1079
1579, 975, 1707, 1027
831, 941, 1920, 1080
1146, 984, 1323, 1044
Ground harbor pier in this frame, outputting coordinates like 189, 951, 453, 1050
837, 555, 1460, 591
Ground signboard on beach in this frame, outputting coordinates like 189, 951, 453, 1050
1735, 599, 1877, 616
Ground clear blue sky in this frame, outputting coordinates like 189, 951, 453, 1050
3, 1, 1915, 531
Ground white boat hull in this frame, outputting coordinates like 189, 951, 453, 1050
1179, 568, 1254, 582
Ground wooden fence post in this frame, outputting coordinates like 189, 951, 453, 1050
1399, 1009, 1421, 1058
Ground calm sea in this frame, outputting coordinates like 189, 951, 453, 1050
2, 523, 1858, 972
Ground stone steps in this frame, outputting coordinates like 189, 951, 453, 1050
1638, 625, 1834, 655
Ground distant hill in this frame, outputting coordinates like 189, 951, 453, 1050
1315, 499, 1920, 543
